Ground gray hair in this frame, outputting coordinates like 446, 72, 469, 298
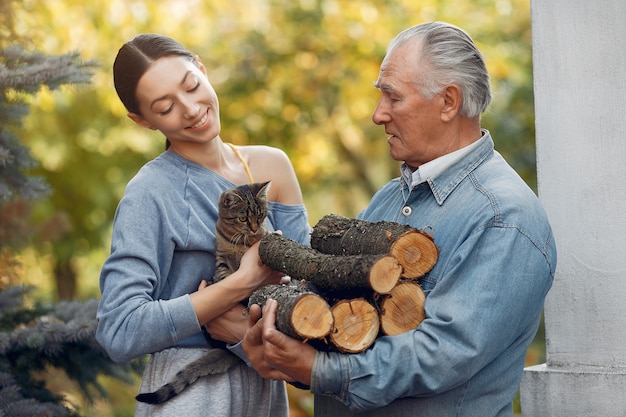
388, 22, 492, 118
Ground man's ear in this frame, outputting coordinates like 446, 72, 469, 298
440, 84, 461, 122
128, 112, 157, 130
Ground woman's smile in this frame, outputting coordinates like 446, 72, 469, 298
188, 109, 209, 129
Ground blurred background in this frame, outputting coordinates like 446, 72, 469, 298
2, 0, 541, 415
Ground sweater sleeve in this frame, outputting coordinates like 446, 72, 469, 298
95, 177, 202, 363
267, 202, 312, 246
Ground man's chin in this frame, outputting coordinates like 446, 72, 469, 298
388, 146, 404, 162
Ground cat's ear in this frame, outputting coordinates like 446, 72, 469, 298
257, 181, 271, 197
220, 190, 238, 208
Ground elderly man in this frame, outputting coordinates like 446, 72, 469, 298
243, 21, 556, 417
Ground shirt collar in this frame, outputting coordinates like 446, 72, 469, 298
400, 130, 488, 191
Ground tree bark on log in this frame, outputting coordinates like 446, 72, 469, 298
248, 281, 427, 352
311, 214, 417, 254
248, 283, 334, 340
329, 298, 380, 353
259, 233, 402, 295
378, 280, 426, 336
253, 217, 435, 353
311, 214, 439, 279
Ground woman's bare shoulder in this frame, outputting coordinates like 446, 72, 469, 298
236, 145, 302, 204
238, 144, 292, 169
240, 144, 288, 159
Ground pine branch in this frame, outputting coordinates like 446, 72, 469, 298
0, 285, 28, 312
0, 46, 98, 93
0, 128, 49, 203
0, 45, 97, 204
0, 286, 144, 409
0, 373, 70, 417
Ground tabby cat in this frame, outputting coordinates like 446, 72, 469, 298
135, 181, 271, 405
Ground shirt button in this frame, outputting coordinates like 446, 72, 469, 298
402, 206, 412, 216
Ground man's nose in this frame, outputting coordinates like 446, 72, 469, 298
372, 99, 389, 125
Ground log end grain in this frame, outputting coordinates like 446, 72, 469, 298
390, 230, 439, 279
291, 294, 334, 339
330, 298, 380, 353
368, 255, 403, 294
379, 281, 426, 336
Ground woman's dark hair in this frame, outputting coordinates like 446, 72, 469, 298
113, 34, 194, 115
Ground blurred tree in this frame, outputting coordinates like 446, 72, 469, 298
0, 1, 143, 414
0, 286, 143, 416
17, 0, 536, 300
1, 0, 97, 297
11, 0, 539, 415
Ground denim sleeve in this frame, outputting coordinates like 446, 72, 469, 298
310, 226, 554, 411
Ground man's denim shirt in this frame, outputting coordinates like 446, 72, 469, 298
310, 131, 557, 416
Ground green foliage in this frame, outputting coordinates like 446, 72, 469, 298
5, 0, 543, 415
0, 285, 144, 416
12, 0, 539, 301
0, 372, 69, 417
0, 45, 97, 203
0, 3, 144, 415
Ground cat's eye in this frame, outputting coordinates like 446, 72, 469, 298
238, 216, 247, 222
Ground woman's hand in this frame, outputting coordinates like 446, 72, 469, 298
204, 303, 249, 344
190, 239, 286, 328
238, 240, 285, 290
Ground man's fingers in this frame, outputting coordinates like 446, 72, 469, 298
249, 303, 262, 324
262, 299, 290, 344
261, 299, 278, 338
243, 304, 264, 347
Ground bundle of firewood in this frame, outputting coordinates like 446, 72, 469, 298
250, 214, 438, 353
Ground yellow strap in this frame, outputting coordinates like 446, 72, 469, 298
226, 143, 255, 183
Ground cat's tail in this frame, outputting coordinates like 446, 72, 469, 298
135, 349, 242, 405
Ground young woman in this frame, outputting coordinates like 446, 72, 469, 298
96, 34, 311, 417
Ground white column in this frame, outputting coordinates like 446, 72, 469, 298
521, 0, 626, 415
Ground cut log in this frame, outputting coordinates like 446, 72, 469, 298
249, 283, 334, 340
259, 233, 402, 295
311, 214, 416, 254
329, 298, 379, 353
379, 281, 426, 336
311, 214, 438, 279
390, 230, 438, 279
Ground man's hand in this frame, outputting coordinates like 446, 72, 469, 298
243, 299, 316, 385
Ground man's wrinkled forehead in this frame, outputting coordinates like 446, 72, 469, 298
376, 40, 423, 85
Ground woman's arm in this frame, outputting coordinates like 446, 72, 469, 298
189, 241, 283, 326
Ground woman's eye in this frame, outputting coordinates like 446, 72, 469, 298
159, 106, 173, 116
188, 80, 200, 92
